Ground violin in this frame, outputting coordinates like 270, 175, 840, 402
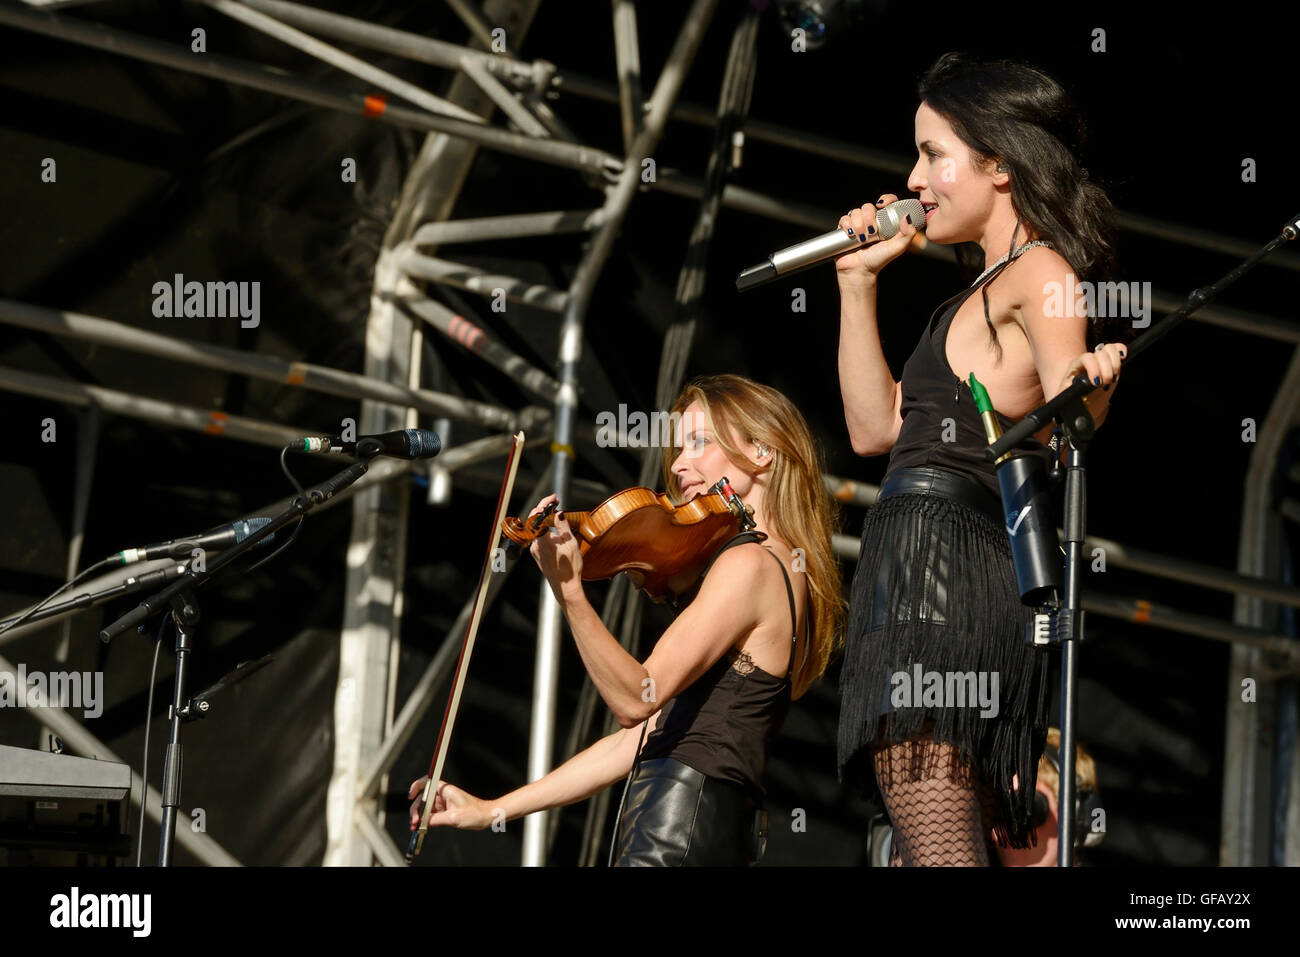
502, 478, 756, 603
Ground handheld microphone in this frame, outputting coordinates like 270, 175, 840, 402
736, 198, 925, 291
297, 429, 442, 460
115, 517, 275, 565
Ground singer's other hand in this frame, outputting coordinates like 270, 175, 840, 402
1057, 341, 1125, 427
835, 194, 925, 283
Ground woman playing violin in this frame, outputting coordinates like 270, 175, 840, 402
409, 374, 845, 865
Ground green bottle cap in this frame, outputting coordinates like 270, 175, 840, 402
968, 372, 994, 416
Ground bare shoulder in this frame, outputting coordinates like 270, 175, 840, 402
680, 542, 779, 640
703, 540, 780, 584
1004, 245, 1075, 308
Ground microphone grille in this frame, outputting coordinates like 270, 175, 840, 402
877, 199, 925, 239
404, 429, 443, 459
233, 517, 272, 543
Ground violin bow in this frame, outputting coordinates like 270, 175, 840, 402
407, 430, 526, 863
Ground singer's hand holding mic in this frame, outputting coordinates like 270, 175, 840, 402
835, 194, 926, 284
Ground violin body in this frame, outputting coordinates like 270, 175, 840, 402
502, 487, 744, 602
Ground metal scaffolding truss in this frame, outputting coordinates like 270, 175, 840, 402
2, 0, 1298, 867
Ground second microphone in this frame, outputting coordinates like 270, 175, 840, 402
297, 429, 442, 460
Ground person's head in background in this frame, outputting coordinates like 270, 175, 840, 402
998, 727, 1101, 866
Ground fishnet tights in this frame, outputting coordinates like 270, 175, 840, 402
874, 723, 999, 867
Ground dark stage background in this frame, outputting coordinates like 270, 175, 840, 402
1, 0, 1296, 867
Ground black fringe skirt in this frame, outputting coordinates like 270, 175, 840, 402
837, 490, 1050, 849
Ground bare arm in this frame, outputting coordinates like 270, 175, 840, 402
527, 497, 770, 729
555, 544, 770, 728
838, 275, 904, 456
1011, 251, 1125, 446
834, 198, 923, 456
411, 712, 661, 830
494, 713, 659, 822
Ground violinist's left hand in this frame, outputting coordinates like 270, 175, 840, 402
528, 493, 585, 605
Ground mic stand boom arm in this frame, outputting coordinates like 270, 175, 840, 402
98, 459, 369, 866
0, 561, 190, 638
99, 461, 368, 644
988, 210, 1300, 867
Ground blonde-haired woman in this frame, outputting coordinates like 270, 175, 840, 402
409, 374, 844, 865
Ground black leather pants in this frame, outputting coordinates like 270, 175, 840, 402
610, 758, 764, 866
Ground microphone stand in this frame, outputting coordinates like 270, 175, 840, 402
989, 210, 1300, 867
99, 459, 370, 866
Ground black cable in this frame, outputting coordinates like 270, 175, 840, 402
243, 516, 304, 573
280, 444, 306, 496
136, 614, 167, 867
239, 445, 313, 573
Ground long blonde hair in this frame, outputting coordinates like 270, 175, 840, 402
661, 375, 844, 699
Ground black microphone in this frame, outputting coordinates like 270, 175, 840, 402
297, 429, 442, 460
114, 517, 275, 565
736, 198, 925, 291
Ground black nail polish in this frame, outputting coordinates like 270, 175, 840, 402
867, 225, 875, 234
859, 234, 868, 243
905, 215, 912, 225
847, 227, 854, 234
1093, 376, 1100, 385
876, 199, 885, 206
1103, 384, 1110, 391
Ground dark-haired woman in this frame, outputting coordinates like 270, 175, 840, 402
834, 52, 1127, 865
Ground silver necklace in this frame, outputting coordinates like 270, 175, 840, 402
970, 239, 1053, 289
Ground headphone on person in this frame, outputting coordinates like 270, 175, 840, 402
1030, 741, 1105, 849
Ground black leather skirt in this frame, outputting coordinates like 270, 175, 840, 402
610, 758, 765, 866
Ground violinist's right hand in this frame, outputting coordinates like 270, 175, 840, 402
834, 194, 924, 285
408, 776, 496, 831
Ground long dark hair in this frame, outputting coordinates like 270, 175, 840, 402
919, 52, 1120, 350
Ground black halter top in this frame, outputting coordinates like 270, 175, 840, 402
884, 279, 1055, 501
638, 532, 801, 800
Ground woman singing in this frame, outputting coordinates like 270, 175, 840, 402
835, 52, 1127, 865
409, 375, 844, 865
